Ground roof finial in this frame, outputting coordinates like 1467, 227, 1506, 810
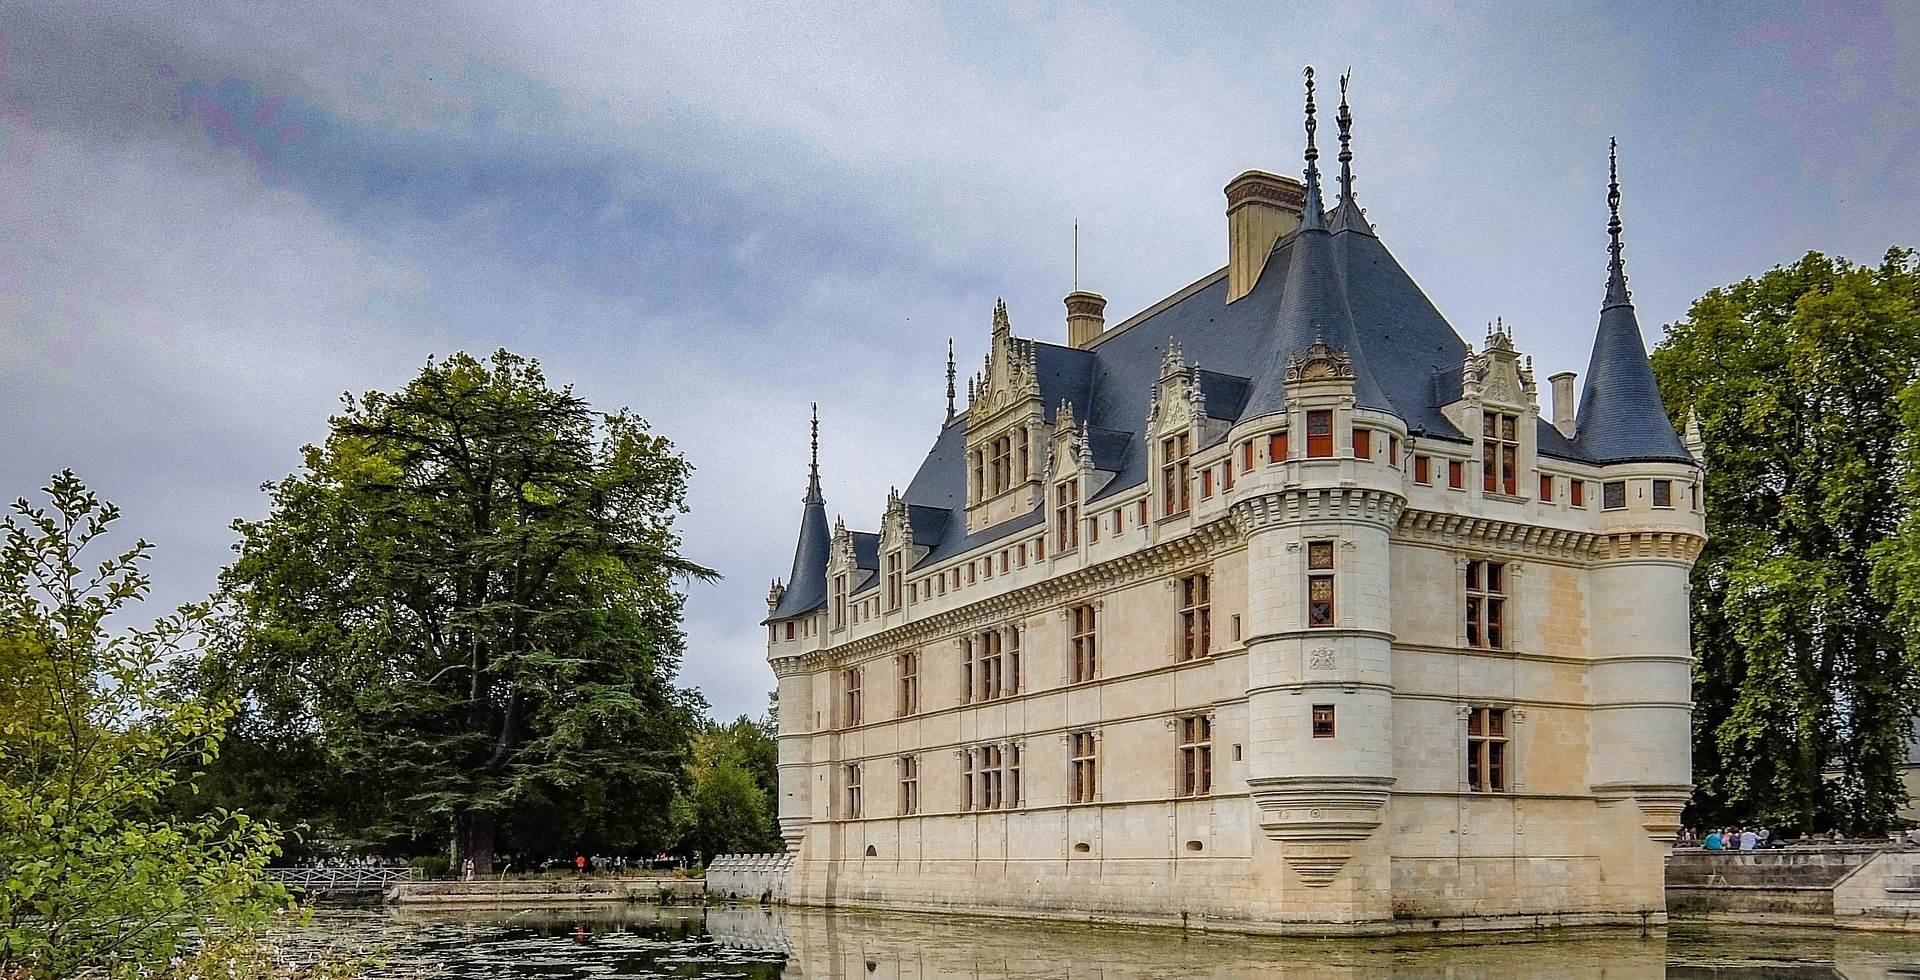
805, 402, 823, 503
1301, 66, 1326, 231
1336, 68, 1355, 204
945, 338, 957, 419
1605, 137, 1630, 308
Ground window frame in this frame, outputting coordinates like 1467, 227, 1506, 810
1307, 540, 1336, 628
1069, 730, 1098, 804
1178, 714, 1213, 797
1305, 410, 1333, 458
1069, 603, 1098, 683
1179, 572, 1211, 661
1602, 480, 1627, 510
1464, 559, 1507, 650
1466, 706, 1510, 793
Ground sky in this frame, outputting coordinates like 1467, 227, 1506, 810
2, 2, 1916, 720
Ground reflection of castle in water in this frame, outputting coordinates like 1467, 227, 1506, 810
704, 904, 1920, 979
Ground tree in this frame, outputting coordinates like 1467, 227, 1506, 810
207, 350, 712, 872
679, 714, 779, 858
0, 472, 288, 978
1652, 248, 1920, 833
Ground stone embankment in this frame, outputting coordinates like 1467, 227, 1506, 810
704, 853, 792, 903
1667, 844, 1920, 930
389, 875, 702, 905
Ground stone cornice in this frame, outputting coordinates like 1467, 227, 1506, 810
797, 518, 1241, 670
1394, 508, 1705, 564
1230, 486, 1407, 534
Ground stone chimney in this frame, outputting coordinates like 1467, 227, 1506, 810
1225, 170, 1306, 303
1065, 290, 1107, 348
1549, 371, 1577, 438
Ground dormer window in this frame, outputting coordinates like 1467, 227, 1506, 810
1306, 410, 1333, 458
832, 572, 848, 629
989, 436, 1012, 496
1482, 411, 1519, 496
885, 553, 902, 611
1055, 480, 1080, 551
1160, 433, 1192, 517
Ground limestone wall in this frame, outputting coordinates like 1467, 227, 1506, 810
706, 853, 793, 903
1665, 846, 1881, 919
1834, 848, 1920, 930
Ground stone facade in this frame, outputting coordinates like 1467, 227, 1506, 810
761, 75, 1705, 934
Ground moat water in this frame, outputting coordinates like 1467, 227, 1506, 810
269, 903, 1920, 978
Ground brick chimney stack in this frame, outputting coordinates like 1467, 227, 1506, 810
1225, 170, 1306, 303
1065, 290, 1107, 349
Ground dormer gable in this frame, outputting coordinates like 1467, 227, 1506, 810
1440, 321, 1543, 499
964, 299, 1047, 532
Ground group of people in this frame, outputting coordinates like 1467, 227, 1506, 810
536, 852, 692, 874
293, 854, 408, 868
1698, 827, 1774, 850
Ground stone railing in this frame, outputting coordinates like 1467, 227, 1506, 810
705, 852, 792, 903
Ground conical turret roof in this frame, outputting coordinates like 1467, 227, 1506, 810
769, 405, 831, 620
1574, 141, 1691, 464
1241, 67, 1391, 423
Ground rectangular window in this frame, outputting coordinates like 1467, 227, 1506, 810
1312, 704, 1337, 738
1691, 481, 1700, 511
1201, 467, 1215, 499
981, 557, 992, 580
898, 755, 919, 815
1269, 430, 1289, 464
1652, 479, 1673, 508
1006, 626, 1021, 696
978, 744, 1003, 810
1136, 500, 1148, 527
833, 572, 848, 629
1018, 543, 1028, 568
1353, 428, 1372, 461
1070, 603, 1098, 683
1087, 511, 1100, 543
1603, 480, 1626, 510
1539, 474, 1554, 502
1448, 459, 1466, 490
1179, 714, 1213, 796
1036, 537, 1045, 560
1056, 479, 1080, 551
1571, 479, 1587, 508
843, 668, 863, 726
1241, 441, 1255, 472
1414, 454, 1431, 485
785, 622, 795, 640
898, 653, 918, 716
1069, 731, 1098, 803
1467, 707, 1509, 793
990, 435, 1012, 495
1180, 572, 1211, 661
1161, 433, 1192, 516
1465, 560, 1506, 650
845, 763, 863, 818
1009, 743, 1022, 808
1017, 427, 1029, 482
886, 553, 901, 610
1388, 434, 1400, 467
1307, 540, 1335, 628
1306, 410, 1333, 458
1223, 461, 1235, 491
1483, 411, 1519, 496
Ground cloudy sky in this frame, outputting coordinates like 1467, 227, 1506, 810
2, 2, 1915, 718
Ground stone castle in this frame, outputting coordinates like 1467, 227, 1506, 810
761, 69, 1706, 933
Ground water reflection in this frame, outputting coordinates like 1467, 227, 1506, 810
274, 902, 1920, 978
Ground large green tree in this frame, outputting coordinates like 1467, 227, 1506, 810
678, 713, 779, 859
0, 473, 289, 978
1652, 248, 1920, 833
207, 350, 712, 872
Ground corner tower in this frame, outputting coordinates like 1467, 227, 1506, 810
1574, 141, 1702, 848
766, 405, 831, 853
1225, 68, 1406, 919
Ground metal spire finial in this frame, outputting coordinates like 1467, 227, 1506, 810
1301, 66, 1326, 231
1336, 68, 1355, 204
945, 338, 957, 419
805, 402, 823, 503
1605, 137, 1631, 308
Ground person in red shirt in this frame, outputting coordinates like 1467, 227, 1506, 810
575, 854, 587, 874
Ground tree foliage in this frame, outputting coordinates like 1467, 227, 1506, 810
204, 350, 712, 871
677, 714, 779, 859
1652, 248, 1920, 832
0, 472, 289, 978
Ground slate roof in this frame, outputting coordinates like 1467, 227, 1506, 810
1573, 142, 1692, 465
765, 114, 1690, 621
768, 479, 829, 621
